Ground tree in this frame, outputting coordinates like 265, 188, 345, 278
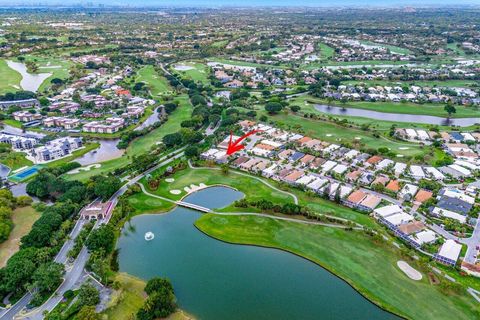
444, 104, 456, 118
185, 146, 199, 158
137, 278, 176, 320
31, 262, 64, 293
162, 132, 183, 148
76, 306, 100, 320
91, 175, 121, 201
77, 283, 100, 306
145, 277, 174, 295
86, 225, 115, 254
290, 105, 300, 113
264, 102, 283, 114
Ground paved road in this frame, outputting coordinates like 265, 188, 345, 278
0, 149, 186, 320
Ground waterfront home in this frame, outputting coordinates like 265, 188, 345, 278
34, 137, 83, 163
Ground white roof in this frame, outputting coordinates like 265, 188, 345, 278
448, 164, 471, 176
295, 175, 316, 186
323, 144, 340, 153
425, 167, 445, 180
438, 239, 462, 262
374, 204, 403, 218
332, 164, 348, 174
442, 189, 475, 205
344, 149, 359, 159
432, 207, 467, 223
410, 165, 425, 178
405, 128, 417, 138
307, 178, 328, 190
384, 212, 414, 226
262, 164, 278, 175
461, 132, 475, 141
394, 162, 407, 174
417, 130, 430, 140
400, 184, 419, 197
410, 230, 436, 245
339, 185, 353, 198
251, 147, 271, 157
454, 160, 480, 171
261, 140, 283, 148
377, 159, 394, 170
321, 160, 337, 173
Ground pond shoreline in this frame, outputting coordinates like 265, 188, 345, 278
193, 217, 407, 320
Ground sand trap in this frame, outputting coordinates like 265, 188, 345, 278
174, 65, 194, 71
170, 189, 181, 195
326, 134, 333, 137
396, 154, 404, 158
397, 261, 422, 281
165, 178, 175, 183
398, 147, 410, 150
354, 137, 362, 140
184, 183, 208, 193
67, 163, 101, 174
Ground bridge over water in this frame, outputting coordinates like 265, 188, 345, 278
176, 201, 212, 213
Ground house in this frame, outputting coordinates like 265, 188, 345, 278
345, 190, 367, 208
410, 165, 425, 180
0, 99, 40, 109
34, 137, 83, 163
414, 189, 433, 204
399, 184, 418, 201
358, 194, 381, 212
80, 201, 113, 220
385, 180, 400, 193
435, 240, 462, 266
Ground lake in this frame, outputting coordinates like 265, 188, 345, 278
75, 139, 124, 166
134, 107, 161, 131
314, 104, 480, 127
6, 60, 52, 93
118, 186, 398, 320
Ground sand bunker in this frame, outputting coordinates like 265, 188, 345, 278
326, 134, 333, 137
184, 183, 207, 193
397, 261, 422, 281
165, 178, 175, 183
174, 65, 194, 71
67, 163, 101, 174
170, 189, 181, 195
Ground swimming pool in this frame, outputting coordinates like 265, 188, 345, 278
9, 165, 42, 182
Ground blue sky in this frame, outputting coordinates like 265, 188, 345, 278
1, 0, 478, 6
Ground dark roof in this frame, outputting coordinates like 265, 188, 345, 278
449, 132, 464, 141
437, 196, 472, 215
289, 152, 305, 162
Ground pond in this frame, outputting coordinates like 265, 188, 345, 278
75, 139, 124, 166
314, 104, 480, 127
0, 164, 10, 179
118, 186, 398, 320
6, 60, 52, 93
1, 124, 46, 139
134, 107, 161, 131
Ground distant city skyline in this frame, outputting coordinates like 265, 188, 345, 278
0, 0, 479, 7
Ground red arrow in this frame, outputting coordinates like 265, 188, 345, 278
226, 130, 262, 155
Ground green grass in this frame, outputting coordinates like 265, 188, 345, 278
127, 191, 175, 214
256, 104, 429, 161
0, 59, 22, 94
173, 62, 211, 85
195, 214, 480, 320
317, 42, 335, 60
447, 43, 467, 57
208, 58, 286, 69
136, 65, 173, 97
0, 206, 39, 268
65, 94, 193, 181
137, 167, 377, 228
211, 40, 229, 48
16, 55, 73, 93
0, 151, 33, 171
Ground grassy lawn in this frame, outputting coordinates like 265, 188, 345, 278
173, 62, 211, 85
209, 58, 286, 69
0, 206, 39, 268
137, 166, 377, 228
195, 214, 480, 320
256, 104, 429, 161
16, 55, 73, 93
136, 65, 173, 97
0, 59, 22, 94
317, 42, 335, 60
0, 151, 33, 171
65, 94, 193, 181
102, 272, 193, 320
